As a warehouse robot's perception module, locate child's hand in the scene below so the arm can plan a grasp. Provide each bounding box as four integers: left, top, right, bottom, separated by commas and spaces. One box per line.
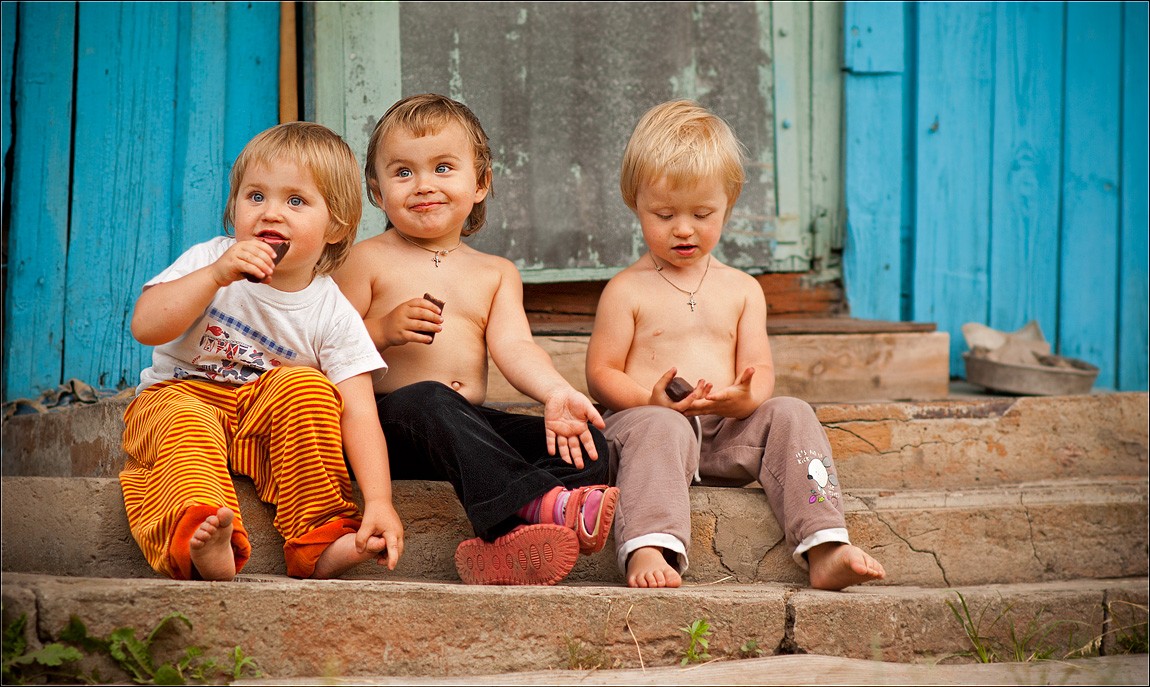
542, 387, 606, 469
693, 366, 759, 419
356, 500, 405, 570
378, 297, 444, 347
212, 238, 278, 285
649, 368, 712, 412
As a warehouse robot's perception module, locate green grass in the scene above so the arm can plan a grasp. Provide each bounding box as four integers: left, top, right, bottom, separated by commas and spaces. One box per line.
947, 592, 1149, 664
2, 608, 260, 685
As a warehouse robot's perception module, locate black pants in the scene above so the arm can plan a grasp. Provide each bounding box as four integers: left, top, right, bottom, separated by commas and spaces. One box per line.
376, 381, 610, 540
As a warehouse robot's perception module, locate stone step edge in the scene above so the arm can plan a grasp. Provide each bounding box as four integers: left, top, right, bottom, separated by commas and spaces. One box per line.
3, 476, 1146, 588
5, 392, 1147, 494
3, 572, 1146, 679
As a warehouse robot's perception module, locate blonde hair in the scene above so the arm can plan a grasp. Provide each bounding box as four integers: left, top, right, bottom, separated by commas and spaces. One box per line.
364, 93, 493, 236
224, 122, 362, 275
620, 100, 746, 219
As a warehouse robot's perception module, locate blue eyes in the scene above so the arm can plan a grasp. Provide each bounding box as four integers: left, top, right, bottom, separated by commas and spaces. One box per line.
248, 192, 304, 207
396, 165, 451, 178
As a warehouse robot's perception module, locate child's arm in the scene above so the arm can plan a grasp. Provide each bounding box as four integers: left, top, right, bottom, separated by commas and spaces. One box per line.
333, 247, 443, 350
132, 239, 278, 345
336, 372, 404, 569
485, 261, 605, 467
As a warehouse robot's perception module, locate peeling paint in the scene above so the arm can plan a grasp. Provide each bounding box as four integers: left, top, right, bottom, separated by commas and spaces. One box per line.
448, 31, 463, 100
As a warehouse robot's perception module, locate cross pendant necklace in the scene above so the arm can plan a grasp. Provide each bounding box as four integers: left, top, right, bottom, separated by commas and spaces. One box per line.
393, 229, 462, 268
651, 254, 711, 312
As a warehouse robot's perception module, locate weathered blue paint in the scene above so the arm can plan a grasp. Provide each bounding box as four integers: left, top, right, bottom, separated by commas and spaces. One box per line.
171, 3, 229, 254
223, 2, 280, 169
842, 3, 905, 322
4, 3, 76, 399
68, 3, 182, 390
3, 2, 279, 400
2, 1, 16, 203
844, 1, 1149, 390
1119, 2, 1149, 391
1059, 3, 1122, 389
988, 3, 1062, 339
843, 1, 904, 73
912, 2, 996, 376
843, 74, 904, 322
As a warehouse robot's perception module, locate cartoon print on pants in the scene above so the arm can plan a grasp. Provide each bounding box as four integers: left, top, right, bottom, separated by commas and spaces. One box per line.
795, 449, 839, 504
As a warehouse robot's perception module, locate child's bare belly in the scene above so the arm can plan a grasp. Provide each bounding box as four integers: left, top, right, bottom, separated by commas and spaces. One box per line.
376, 336, 490, 405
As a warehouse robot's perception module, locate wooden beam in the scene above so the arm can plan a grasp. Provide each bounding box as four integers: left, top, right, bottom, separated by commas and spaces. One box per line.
279, 1, 298, 123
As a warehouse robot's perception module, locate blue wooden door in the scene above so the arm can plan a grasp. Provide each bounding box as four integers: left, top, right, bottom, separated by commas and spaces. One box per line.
3, 1, 280, 401
843, 1, 1148, 391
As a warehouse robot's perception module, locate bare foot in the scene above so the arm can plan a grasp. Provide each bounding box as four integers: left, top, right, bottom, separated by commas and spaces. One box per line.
189, 507, 237, 581
626, 546, 682, 588
807, 542, 885, 590
311, 532, 379, 579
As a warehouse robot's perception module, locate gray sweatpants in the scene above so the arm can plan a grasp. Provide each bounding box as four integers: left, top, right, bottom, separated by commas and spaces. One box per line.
603, 396, 849, 574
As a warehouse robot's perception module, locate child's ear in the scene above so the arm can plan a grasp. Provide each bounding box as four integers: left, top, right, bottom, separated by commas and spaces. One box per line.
368, 181, 384, 208
474, 169, 492, 203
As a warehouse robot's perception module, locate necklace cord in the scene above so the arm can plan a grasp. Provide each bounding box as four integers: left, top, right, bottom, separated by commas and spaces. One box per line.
651, 254, 711, 295
393, 229, 463, 266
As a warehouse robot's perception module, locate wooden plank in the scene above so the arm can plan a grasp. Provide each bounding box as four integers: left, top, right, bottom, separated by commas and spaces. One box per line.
1, 1, 15, 201
842, 72, 903, 321
67, 3, 180, 389
912, 2, 995, 377
521, 273, 845, 319
810, 1, 844, 256
171, 3, 228, 256
987, 3, 1063, 336
841, 0, 907, 323
224, 2, 279, 165
279, 0, 299, 123
843, 0, 904, 73
4, 3, 75, 399
771, 1, 803, 248
1119, 2, 1149, 391
1058, 3, 1122, 389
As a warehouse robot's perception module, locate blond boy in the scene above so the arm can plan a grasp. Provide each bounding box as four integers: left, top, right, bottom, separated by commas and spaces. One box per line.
586, 100, 885, 589
335, 94, 617, 586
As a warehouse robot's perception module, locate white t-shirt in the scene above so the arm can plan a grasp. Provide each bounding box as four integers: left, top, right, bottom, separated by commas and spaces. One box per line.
137, 237, 385, 393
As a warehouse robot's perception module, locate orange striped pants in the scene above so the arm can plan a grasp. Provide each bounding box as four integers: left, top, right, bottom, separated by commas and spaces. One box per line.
120, 366, 362, 579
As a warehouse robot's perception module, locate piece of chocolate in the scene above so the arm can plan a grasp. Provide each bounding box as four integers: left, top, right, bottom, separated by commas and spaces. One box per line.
244, 241, 291, 283
665, 376, 693, 402
271, 241, 290, 264
423, 293, 445, 341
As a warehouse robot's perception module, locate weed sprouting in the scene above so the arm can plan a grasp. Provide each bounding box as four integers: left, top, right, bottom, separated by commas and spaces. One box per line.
679, 618, 712, 666
2, 608, 261, 685
947, 591, 1149, 664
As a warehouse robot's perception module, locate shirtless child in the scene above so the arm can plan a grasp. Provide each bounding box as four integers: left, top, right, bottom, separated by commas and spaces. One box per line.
335, 94, 617, 586
585, 99, 886, 590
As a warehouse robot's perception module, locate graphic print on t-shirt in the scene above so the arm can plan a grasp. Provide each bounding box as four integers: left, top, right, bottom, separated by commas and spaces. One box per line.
175, 307, 298, 384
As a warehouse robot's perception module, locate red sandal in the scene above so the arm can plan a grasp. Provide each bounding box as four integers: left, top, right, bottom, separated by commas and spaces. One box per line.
540, 485, 619, 555
454, 524, 579, 586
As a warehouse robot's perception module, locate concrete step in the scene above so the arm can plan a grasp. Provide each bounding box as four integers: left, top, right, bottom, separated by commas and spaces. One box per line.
3, 572, 1145, 680
3, 475, 1146, 587
5, 391, 1147, 491
487, 327, 952, 404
